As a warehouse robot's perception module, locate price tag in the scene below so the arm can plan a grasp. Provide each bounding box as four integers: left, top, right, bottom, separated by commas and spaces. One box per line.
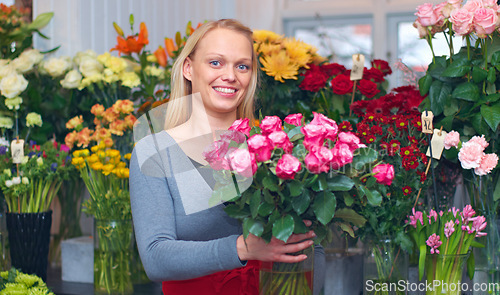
350, 54, 365, 81
426, 129, 447, 160
11, 140, 24, 164
421, 111, 434, 134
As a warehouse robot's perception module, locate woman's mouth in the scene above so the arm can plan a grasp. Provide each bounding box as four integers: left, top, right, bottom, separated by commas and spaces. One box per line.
213, 87, 237, 95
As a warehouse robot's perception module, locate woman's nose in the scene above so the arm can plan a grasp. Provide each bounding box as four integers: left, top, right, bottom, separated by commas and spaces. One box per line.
221, 66, 236, 82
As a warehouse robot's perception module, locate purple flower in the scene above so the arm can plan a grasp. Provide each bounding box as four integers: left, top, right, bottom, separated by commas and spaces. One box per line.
444, 221, 455, 238
0, 146, 7, 155
426, 233, 442, 254
428, 209, 438, 224
461, 205, 476, 224
467, 216, 487, 237
28, 151, 36, 158
50, 163, 58, 172
408, 208, 424, 228
29, 140, 37, 148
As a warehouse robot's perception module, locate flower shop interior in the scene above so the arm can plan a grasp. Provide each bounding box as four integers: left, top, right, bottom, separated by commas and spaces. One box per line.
1, 0, 500, 294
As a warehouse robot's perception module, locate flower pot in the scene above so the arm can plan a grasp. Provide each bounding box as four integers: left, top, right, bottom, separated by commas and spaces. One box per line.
259, 245, 314, 295
6, 210, 52, 281
363, 239, 408, 295
425, 252, 470, 295
94, 219, 134, 295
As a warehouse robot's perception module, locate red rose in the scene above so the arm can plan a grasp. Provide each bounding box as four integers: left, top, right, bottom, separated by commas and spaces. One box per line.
305, 145, 333, 173
228, 118, 250, 137
247, 134, 273, 162
331, 74, 353, 95
358, 79, 380, 98
301, 123, 327, 150
372, 163, 395, 186
371, 59, 392, 76
320, 63, 346, 77
330, 143, 354, 169
284, 113, 303, 126
363, 68, 385, 83
310, 112, 338, 141
299, 65, 329, 92
260, 116, 282, 136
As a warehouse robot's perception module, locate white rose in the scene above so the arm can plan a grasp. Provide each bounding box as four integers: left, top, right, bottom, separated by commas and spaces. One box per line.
60, 70, 83, 89
12, 176, 21, 185
79, 56, 103, 78
74, 50, 97, 65
11, 55, 35, 73
43, 57, 72, 77
0, 64, 17, 80
0, 73, 28, 98
20, 49, 44, 65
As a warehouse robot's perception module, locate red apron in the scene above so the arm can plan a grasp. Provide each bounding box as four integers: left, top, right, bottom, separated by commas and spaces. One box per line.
162, 260, 260, 295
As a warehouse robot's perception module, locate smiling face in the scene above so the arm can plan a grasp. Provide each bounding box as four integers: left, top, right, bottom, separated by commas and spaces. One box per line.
182, 28, 253, 120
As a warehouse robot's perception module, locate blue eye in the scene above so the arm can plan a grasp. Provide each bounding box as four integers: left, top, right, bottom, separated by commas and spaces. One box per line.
237, 64, 250, 71
209, 60, 221, 66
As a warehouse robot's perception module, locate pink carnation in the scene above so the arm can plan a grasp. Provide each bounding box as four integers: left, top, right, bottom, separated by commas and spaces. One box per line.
458, 141, 485, 169
475, 153, 498, 176
268, 131, 293, 154
260, 116, 282, 136
284, 113, 303, 126
228, 118, 250, 137
468, 135, 489, 150
247, 134, 273, 162
372, 164, 395, 186
444, 130, 460, 149
276, 154, 302, 180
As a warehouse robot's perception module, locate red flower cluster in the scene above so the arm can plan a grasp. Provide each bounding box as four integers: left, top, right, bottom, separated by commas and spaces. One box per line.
299, 59, 392, 99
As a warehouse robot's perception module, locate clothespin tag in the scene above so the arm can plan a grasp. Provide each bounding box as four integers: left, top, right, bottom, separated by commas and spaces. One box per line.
426, 128, 447, 160
11, 139, 24, 164
421, 111, 434, 134
350, 54, 364, 81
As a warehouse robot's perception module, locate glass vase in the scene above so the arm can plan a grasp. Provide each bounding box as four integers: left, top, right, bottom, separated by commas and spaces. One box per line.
425, 252, 470, 295
259, 245, 314, 295
474, 218, 500, 295
363, 239, 408, 295
94, 219, 134, 295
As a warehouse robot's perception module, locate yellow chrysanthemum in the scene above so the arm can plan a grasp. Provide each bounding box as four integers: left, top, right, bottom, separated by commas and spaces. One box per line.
253, 30, 282, 44
311, 54, 327, 65
283, 39, 313, 68
259, 51, 300, 83
91, 162, 103, 171
257, 43, 282, 57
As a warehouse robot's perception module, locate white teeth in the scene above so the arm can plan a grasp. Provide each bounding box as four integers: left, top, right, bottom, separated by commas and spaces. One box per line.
214, 87, 236, 94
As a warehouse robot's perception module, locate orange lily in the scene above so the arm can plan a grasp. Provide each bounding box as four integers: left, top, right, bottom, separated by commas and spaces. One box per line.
154, 46, 167, 67
164, 38, 177, 58
111, 22, 149, 55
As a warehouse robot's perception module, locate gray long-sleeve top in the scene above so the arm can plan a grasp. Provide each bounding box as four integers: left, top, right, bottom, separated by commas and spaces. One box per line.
129, 131, 325, 292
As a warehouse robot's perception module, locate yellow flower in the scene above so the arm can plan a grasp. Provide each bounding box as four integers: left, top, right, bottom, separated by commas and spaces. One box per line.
105, 56, 128, 73
124, 153, 132, 160
259, 51, 299, 83
73, 149, 89, 158
85, 153, 100, 164
120, 72, 141, 88
257, 43, 282, 57
117, 161, 127, 168
283, 38, 313, 68
146, 54, 157, 63
91, 161, 103, 171
113, 167, 129, 178
102, 164, 115, 176
109, 156, 122, 165
97, 52, 112, 65
71, 157, 85, 168
253, 30, 282, 44
66, 115, 84, 130
105, 149, 121, 158
91, 145, 100, 153
97, 150, 106, 159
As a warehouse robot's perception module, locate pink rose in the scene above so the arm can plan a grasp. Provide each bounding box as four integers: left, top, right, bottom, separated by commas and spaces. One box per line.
301, 123, 327, 150
444, 130, 460, 149
337, 132, 363, 152
433, 2, 447, 27
247, 134, 273, 162
415, 3, 439, 26
463, 0, 484, 13
260, 116, 282, 135
372, 164, 395, 186
310, 112, 338, 141
220, 130, 246, 144
450, 8, 474, 35
458, 141, 485, 169
276, 154, 302, 180
203, 140, 230, 170
284, 113, 303, 126
468, 135, 489, 150
413, 19, 429, 38
447, 0, 463, 9
227, 148, 257, 177
474, 153, 498, 175
330, 143, 354, 169
482, 0, 498, 9
228, 118, 250, 137
473, 8, 498, 38
304, 145, 333, 174
268, 131, 293, 153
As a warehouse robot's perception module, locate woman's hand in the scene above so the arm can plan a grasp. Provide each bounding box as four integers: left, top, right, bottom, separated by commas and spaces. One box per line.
236, 220, 316, 263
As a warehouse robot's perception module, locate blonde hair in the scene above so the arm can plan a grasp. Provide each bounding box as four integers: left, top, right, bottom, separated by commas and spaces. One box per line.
165, 19, 257, 129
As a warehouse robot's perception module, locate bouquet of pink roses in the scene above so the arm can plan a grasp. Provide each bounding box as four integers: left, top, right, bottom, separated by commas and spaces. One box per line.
204, 112, 395, 245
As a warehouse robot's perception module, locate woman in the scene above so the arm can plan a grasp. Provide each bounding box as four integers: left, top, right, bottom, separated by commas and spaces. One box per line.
130, 19, 325, 294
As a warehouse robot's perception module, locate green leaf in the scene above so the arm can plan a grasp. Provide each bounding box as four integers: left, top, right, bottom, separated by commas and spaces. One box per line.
471, 112, 489, 135
366, 190, 382, 207
224, 204, 250, 219
287, 180, 303, 197
443, 98, 458, 116
339, 223, 355, 238
258, 202, 274, 217
437, 115, 454, 131
335, 208, 366, 227
243, 218, 264, 238
419, 244, 427, 280
480, 103, 500, 132
292, 213, 308, 234
418, 74, 433, 95
262, 176, 279, 192
312, 174, 328, 192
352, 147, 378, 170
494, 178, 500, 202
250, 190, 262, 219
395, 231, 413, 253
486, 93, 500, 103
491, 50, 500, 65
292, 190, 311, 215
451, 81, 480, 101
429, 80, 451, 116
487, 68, 496, 84
287, 126, 304, 141
27, 12, 54, 31
472, 66, 488, 83
343, 193, 354, 206
442, 62, 470, 77
312, 191, 337, 225
467, 251, 475, 280
272, 214, 294, 242
326, 175, 355, 191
